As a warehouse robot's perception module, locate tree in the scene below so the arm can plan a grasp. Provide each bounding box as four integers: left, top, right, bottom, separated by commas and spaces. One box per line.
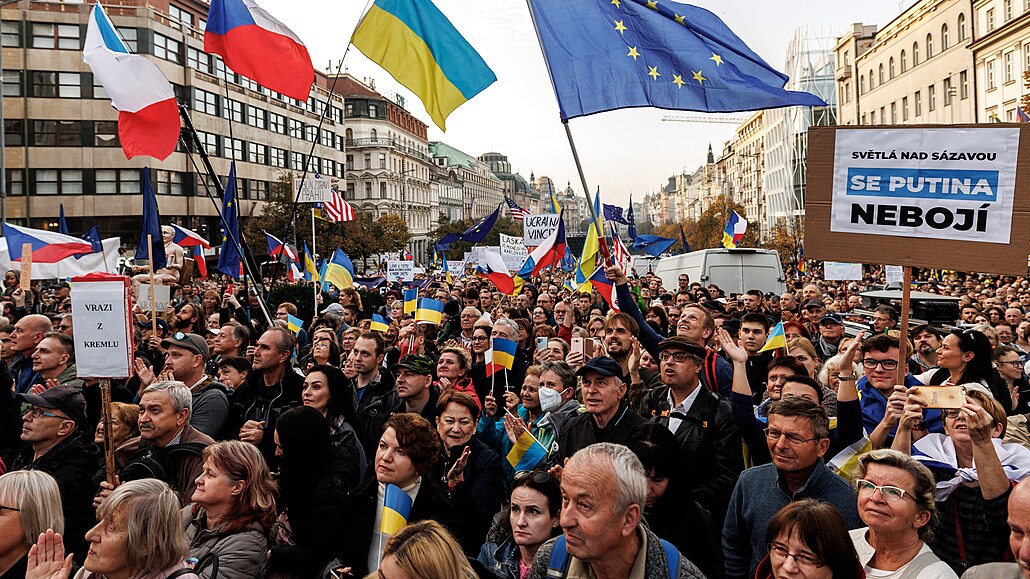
764, 215, 804, 272
684, 195, 760, 250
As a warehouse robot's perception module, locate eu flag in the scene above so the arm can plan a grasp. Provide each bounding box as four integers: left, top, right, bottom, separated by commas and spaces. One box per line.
216, 161, 242, 280
632, 234, 677, 257
527, 0, 826, 120
438, 205, 500, 250
135, 167, 166, 270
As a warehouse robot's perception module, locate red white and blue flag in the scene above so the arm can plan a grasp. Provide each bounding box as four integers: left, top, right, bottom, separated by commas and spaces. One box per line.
476, 251, 515, 295
504, 197, 529, 221
316, 189, 354, 222
83, 3, 179, 160
193, 246, 208, 277
170, 224, 211, 249
204, 0, 314, 101
612, 228, 631, 269
264, 231, 298, 262
2, 223, 95, 263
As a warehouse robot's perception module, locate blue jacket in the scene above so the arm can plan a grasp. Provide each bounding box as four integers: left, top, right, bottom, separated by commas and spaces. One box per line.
478, 536, 521, 579
478, 405, 556, 485
858, 374, 943, 437
722, 459, 862, 579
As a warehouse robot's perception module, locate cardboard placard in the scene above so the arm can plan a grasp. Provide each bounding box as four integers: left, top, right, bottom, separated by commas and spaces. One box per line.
824, 262, 863, 281
805, 125, 1030, 275
885, 265, 904, 285
500, 234, 529, 272
19, 244, 31, 291
293, 176, 332, 203
524, 214, 561, 247
71, 275, 132, 378
136, 283, 170, 312
387, 260, 414, 282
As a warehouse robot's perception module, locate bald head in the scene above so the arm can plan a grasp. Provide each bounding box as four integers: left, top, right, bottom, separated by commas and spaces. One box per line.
11, 314, 52, 354
1008, 479, 1030, 574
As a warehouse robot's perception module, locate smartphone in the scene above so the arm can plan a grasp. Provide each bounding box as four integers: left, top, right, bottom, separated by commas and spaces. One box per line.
571, 336, 585, 356
226, 283, 234, 295
910, 385, 966, 409
536, 336, 548, 351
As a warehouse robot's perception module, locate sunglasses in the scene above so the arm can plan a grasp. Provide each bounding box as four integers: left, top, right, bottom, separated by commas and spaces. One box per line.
173, 331, 205, 354
514, 470, 553, 484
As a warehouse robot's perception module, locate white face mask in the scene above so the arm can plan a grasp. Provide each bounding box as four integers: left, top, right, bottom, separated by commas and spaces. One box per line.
539, 386, 564, 413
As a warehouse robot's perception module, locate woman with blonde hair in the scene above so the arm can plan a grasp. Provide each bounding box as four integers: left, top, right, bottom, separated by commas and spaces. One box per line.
372, 520, 474, 579
0, 470, 63, 578
184, 440, 278, 578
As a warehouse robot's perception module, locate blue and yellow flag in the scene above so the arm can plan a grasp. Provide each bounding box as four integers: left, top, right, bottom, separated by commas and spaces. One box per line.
575, 188, 606, 293
441, 258, 453, 285
506, 430, 549, 471
370, 313, 390, 333
550, 191, 562, 214
380, 483, 412, 535
323, 248, 354, 290
404, 287, 418, 314
527, 0, 826, 121
286, 314, 303, 334
351, 0, 496, 131
486, 337, 518, 376
415, 297, 444, 325
302, 242, 318, 282
758, 321, 787, 353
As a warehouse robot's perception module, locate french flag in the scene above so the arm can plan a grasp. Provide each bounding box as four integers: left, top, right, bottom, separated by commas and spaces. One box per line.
170, 224, 211, 249
2, 223, 95, 263
204, 0, 314, 101
265, 232, 298, 262
83, 3, 179, 160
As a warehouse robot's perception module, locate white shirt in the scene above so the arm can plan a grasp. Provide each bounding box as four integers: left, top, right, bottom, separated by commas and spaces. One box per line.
850, 528, 958, 579
667, 384, 702, 434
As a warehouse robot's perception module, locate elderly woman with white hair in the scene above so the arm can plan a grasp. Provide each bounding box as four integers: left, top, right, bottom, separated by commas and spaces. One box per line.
26, 479, 201, 579
0, 470, 64, 579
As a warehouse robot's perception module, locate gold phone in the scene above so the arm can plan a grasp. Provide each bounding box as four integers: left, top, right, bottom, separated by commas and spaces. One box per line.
910, 385, 966, 409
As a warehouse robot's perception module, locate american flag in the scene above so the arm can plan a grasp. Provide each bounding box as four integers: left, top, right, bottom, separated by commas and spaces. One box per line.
612, 228, 631, 269
504, 197, 529, 221
317, 189, 355, 222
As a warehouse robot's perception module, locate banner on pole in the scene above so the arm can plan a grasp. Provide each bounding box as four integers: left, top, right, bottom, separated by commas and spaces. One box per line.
294, 176, 332, 204
136, 283, 170, 312
524, 214, 561, 247
823, 262, 863, 281
71, 274, 133, 378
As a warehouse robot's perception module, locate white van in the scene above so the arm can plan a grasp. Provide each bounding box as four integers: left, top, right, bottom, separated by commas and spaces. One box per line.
654, 248, 786, 295
628, 255, 659, 275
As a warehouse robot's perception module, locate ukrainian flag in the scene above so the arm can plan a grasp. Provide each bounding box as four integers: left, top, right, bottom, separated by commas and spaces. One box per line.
414, 297, 444, 325
302, 242, 318, 283
441, 258, 453, 285
758, 321, 787, 353
404, 287, 418, 314
380, 483, 412, 535
506, 430, 548, 471
286, 314, 303, 334
350, 0, 496, 132
370, 313, 390, 333
574, 189, 605, 293
550, 191, 562, 214
323, 248, 355, 290
486, 337, 517, 376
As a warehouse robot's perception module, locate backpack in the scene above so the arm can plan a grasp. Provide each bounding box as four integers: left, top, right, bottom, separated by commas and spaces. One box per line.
119, 442, 208, 496
546, 534, 680, 578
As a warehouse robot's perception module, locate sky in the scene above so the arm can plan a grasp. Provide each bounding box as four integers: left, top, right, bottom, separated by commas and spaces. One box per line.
261, 0, 910, 206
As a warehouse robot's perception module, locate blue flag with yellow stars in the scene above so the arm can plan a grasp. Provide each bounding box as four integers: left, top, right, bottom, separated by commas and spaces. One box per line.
216, 161, 242, 280
438, 204, 500, 250
527, 0, 826, 120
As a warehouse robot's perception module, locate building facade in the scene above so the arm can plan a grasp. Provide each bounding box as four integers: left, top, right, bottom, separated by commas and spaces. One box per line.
972, 0, 1030, 121
732, 111, 766, 240
430, 141, 503, 222
479, 151, 537, 218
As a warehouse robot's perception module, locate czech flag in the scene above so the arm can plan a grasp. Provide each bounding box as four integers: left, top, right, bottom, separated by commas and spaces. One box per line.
204, 0, 314, 101
370, 314, 390, 333
192, 246, 208, 277
513, 211, 566, 293
588, 268, 619, 312
83, 3, 178, 160
722, 211, 748, 249
758, 321, 787, 353
414, 298, 444, 325
323, 248, 355, 290
2, 223, 94, 263
506, 430, 548, 470
403, 287, 418, 314
264, 232, 298, 262
170, 224, 211, 249
476, 251, 515, 295
381, 483, 412, 535
486, 337, 517, 376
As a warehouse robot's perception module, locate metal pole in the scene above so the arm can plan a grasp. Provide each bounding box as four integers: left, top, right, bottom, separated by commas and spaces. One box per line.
0, 0, 17, 224
561, 121, 611, 265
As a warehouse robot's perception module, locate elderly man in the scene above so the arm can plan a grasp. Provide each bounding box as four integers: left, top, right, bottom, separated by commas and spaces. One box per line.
557, 357, 647, 461
8, 314, 52, 393
207, 321, 248, 375
961, 478, 1030, 578
31, 331, 83, 390
529, 443, 705, 579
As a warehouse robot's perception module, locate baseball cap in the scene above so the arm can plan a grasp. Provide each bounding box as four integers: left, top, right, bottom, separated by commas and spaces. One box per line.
657, 336, 707, 360
322, 303, 345, 316
18, 386, 87, 426
161, 332, 210, 358
802, 299, 825, 310
819, 313, 844, 326
575, 356, 623, 378
391, 354, 435, 376
135, 318, 171, 333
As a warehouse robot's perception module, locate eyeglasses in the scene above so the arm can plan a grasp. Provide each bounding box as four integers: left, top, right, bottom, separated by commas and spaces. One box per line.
172, 331, 204, 354
514, 470, 554, 484
659, 351, 700, 363
854, 479, 913, 502
999, 360, 1023, 368
25, 407, 70, 420
471, 336, 488, 342
942, 408, 964, 418
767, 542, 823, 568
861, 358, 899, 370
764, 428, 821, 445
0, 505, 20, 513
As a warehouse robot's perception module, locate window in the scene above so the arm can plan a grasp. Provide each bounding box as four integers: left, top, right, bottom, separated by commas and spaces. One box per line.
902, 97, 909, 121
269, 147, 286, 168
960, 70, 969, 99
226, 137, 245, 161
225, 99, 243, 123
288, 118, 303, 138
380, 182, 387, 198
213, 57, 233, 82
941, 24, 949, 51
1, 21, 20, 47
843, 50, 850, 67
187, 47, 211, 74
878, 63, 884, 84
860, 75, 866, 94
988, 59, 997, 89
378, 153, 387, 169
6, 169, 24, 196
94, 121, 119, 147
364, 181, 372, 197
304, 125, 317, 142
369, 104, 378, 117
844, 81, 850, 103
155, 171, 183, 196
248, 143, 267, 165
152, 33, 181, 63
1005, 0, 1013, 20
3, 70, 22, 97
247, 180, 268, 200
889, 102, 897, 124
168, 5, 194, 30
987, 8, 996, 31
879, 106, 885, 124
33, 121, 82, 146
193, 89, 219, 115
197, 131, 219, 156
4, 120, 23, 146
268, 112, 286, 134
889, 57, 895, 79
912, 42, 919, 66
900, 50, 907, 72
346, 182, 355, 199
34, 169, 83, 195
31, 72, 80, 98
321, 128, 333, 147
958, 13, 967, 41
116, 27, 137, 52
1005, 52, 1015, 83
928, 84, 936, 111
926, 34, 933, 59
944, 77, 953, 105
346, 154, 354, 171
915, 90, 922, 116
1026, 44, 1030, 72
291, 152, 305, 171
96, 169, 140, 195
31, 23, 80, 50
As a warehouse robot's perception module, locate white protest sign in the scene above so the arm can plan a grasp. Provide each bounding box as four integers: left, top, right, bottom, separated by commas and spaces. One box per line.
524, 214, 561, 247
885, 265, 904, 285
387, 260, 414, 282
467, 246, 486, 265
823, 262, 863, 281
831, 128, 1019, 244
500, 234, 528, 272
293, 176, 332, 203
71, 276, 132, 378
447, 260, 465, 276
136, 283, 170, 312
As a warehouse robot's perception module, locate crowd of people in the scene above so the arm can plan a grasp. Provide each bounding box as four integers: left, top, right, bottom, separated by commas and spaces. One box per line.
3, 261, 1030, 578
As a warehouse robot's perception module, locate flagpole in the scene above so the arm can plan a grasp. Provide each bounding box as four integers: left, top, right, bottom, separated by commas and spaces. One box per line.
147, 234, 157, 336
560, 122, 612, 267
311, 208, 318, 313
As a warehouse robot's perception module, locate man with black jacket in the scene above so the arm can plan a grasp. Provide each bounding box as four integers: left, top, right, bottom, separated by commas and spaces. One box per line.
13, 386, 100, 563
556, 356, 646, 462
352, 332, 397, 457
638, 336, 743, 528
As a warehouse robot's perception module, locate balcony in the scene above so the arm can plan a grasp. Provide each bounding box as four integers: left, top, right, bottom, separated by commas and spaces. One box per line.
835, 65, 852, 81
345, 138, 430, 163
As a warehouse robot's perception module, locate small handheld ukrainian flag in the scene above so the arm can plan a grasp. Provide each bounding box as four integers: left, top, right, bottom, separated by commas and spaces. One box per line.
380, 483, 412, 535
403, 287, 418, 315
507, 430, 548, 471
486, 337, 517, 376
302, 242, 318, 283
370, 314, 390, 333
286, 314, 303, 334
414, 298, 444, 325
758, 321, 787, 353
323, 248, 355, 290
